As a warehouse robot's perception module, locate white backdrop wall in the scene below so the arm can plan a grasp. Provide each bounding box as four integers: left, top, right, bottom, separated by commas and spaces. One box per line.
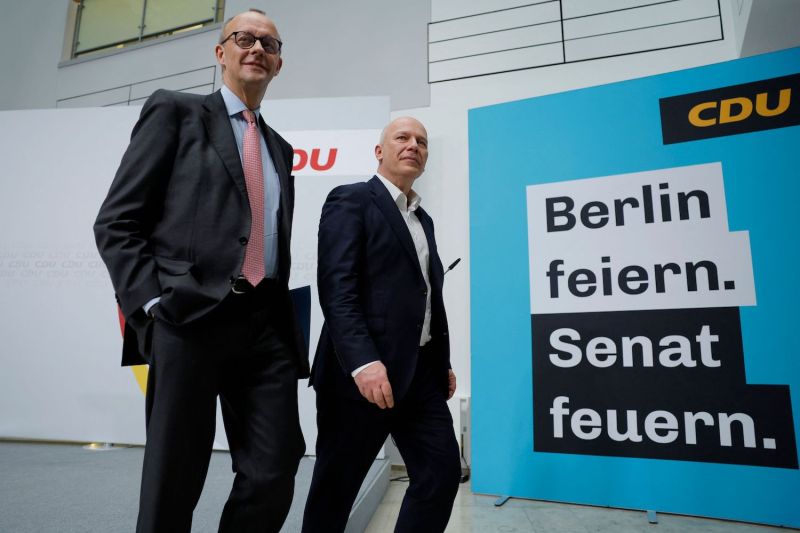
0, 97, 388, 450
4, 0, 800, 453
0, 107, 144, 443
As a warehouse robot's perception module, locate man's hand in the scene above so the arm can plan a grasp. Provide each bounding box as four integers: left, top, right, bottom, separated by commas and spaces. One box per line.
447, 369, 457, 400
354, 362, 395, 409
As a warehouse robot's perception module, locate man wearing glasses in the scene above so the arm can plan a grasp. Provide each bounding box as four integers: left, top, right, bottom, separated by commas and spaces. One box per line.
94, 9, 308, 533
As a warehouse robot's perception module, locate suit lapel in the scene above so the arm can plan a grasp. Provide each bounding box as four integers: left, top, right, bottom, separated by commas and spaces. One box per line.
417, 206, 443, 289
369, 176, 424, 281
417, 206, 436, 256
202, 91, 246, 194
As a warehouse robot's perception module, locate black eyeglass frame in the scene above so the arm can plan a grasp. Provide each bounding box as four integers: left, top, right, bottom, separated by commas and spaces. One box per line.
221, 31, 283, 54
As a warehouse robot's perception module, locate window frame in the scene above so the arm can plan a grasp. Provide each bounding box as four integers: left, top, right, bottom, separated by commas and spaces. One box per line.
71, 0, 225, 58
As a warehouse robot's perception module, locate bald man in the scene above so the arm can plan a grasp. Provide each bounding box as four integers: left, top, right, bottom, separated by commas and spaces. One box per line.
303, 118, 461, 532
94, 9, 308, 532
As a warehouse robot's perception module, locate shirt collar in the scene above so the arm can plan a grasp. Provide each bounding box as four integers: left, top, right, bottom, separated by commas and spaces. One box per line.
376, 173, 422, 212
221, 84, 261, 121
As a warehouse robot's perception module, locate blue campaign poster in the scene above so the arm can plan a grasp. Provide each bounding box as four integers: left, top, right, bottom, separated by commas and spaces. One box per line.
469, 47, 800, 527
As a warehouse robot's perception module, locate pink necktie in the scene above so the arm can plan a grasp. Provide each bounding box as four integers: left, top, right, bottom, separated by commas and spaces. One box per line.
241, 109, 266, 286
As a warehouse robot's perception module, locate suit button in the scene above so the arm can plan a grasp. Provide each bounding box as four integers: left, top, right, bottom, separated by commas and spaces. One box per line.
239, 237, 248, 245
422, 289, 428, 295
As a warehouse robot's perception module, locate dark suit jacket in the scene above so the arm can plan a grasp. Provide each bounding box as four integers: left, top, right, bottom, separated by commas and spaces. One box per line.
94, 89, 309, 376
311, 176, 450, 401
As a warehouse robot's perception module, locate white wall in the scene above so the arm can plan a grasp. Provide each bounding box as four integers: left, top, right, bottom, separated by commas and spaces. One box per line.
740, 0, 800, 58
728, 0, 754, 54
56, 28, 221, 107
0, 0, 70, 110
223, 0, 431, 110
0, 0, 430, 111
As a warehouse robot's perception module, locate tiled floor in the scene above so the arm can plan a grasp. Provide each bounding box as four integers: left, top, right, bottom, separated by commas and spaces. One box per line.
365, 477, 793, 533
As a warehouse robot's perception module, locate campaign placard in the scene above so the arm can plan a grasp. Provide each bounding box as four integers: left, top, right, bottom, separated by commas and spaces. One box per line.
527, 163, 796, 469
469, 47, 800, 526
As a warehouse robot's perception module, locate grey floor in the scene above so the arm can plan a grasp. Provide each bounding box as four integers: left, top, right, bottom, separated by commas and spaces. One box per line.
0, 441, 311, 532
1, 442, 796, 533
366, 474, 797, 533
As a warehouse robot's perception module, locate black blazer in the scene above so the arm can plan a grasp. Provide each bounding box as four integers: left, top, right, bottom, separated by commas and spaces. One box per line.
311, 176, 450, 401
94, 89, 309, 376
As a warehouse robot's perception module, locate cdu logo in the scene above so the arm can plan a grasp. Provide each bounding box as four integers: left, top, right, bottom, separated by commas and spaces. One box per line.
659, 73, 799, 144
292, 147, 338, 172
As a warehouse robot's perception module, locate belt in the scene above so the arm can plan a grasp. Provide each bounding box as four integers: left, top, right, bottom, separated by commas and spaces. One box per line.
230, 275, 279, 295
211, 276, 281, 320
231, 275, 253, 294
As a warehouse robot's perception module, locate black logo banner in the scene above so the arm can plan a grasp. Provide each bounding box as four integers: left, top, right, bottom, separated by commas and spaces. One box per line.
532, 307, 798, 469
660, 73, 800, 144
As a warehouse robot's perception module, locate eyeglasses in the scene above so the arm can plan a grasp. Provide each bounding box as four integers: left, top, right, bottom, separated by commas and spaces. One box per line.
221, 31, 282, 54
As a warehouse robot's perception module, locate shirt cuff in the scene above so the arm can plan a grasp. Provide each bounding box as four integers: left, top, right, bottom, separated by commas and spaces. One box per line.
351, 360, 379, 378
143, 296, 161, 316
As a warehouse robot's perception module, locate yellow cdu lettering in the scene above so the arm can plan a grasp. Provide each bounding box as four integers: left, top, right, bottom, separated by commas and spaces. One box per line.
755, 88, 791, 117
719, 97, 753, 124
688, 101, 717, 127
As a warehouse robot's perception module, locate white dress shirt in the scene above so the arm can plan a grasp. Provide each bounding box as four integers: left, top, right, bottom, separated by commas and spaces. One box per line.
352, 174, 432, 377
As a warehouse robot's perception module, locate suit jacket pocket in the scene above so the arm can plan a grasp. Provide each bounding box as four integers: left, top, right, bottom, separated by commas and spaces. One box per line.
153, 255, 193, 275
152, 255, 199, 324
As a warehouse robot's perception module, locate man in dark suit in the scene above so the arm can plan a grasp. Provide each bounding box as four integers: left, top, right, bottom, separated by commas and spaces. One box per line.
93, 9, 308, 533
302, 117, 461, 532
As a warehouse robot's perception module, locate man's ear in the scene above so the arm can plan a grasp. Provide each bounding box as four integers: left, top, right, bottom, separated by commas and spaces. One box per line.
374, 144, 383, 162
215, 44, 225, 68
